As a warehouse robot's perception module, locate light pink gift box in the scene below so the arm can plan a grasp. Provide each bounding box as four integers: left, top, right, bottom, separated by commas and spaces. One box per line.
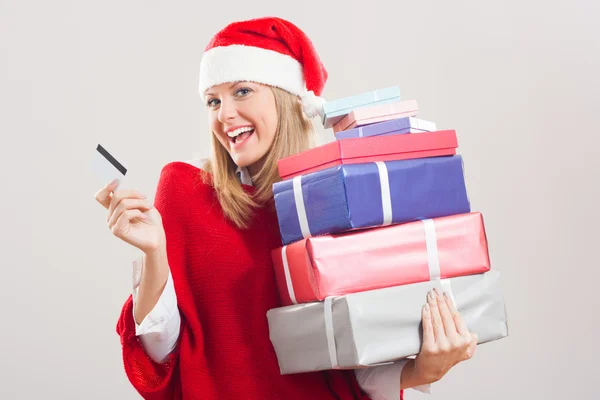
332, 99, 419, 133
272, 212, 491, 306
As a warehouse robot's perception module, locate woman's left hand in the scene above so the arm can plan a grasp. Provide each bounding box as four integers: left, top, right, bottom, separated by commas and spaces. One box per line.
412, 288, 478, 384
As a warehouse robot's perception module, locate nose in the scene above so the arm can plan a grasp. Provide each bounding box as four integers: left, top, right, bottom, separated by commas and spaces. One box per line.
218, 98, 238, 123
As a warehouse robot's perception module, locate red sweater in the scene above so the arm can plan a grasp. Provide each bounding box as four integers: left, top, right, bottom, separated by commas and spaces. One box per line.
116, 162, 378, 399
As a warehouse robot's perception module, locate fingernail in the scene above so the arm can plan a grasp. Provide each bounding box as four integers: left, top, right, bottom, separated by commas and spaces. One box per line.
433, 288, 440, 297
424, 303, 429, 312
109, 178, 119, 186
428, 290, 435, 300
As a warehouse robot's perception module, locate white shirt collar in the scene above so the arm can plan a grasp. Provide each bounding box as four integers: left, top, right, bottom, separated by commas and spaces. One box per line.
235, 165, 253, 186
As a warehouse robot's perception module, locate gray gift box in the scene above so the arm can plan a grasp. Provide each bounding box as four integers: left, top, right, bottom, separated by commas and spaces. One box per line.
267, 271, 508, 374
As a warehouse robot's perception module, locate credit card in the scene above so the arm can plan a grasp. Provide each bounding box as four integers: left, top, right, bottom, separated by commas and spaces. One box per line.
90, 144, 129, 190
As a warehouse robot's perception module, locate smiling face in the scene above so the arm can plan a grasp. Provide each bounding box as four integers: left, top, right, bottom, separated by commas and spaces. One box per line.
205, 81, 278, 172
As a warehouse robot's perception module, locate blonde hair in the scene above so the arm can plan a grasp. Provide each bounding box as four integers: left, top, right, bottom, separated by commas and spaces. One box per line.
202, 86, 316, 229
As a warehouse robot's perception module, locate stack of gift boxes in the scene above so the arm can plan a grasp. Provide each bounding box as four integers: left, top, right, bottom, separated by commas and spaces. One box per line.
266, 86, 508, 375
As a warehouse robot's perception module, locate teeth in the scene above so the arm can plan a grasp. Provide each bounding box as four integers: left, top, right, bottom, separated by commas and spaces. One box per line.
227, 126, 254, 138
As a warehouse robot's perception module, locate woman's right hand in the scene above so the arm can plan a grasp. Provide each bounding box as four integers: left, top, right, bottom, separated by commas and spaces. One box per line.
95, 179, 166, 254
413, 288, 477, 384
400, 288, 477, 390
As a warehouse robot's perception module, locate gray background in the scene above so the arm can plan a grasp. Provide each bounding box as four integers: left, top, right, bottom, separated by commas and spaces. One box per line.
1, 0, 598, 398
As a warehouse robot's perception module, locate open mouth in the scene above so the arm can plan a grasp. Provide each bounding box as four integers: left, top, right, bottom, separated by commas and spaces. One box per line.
227, 126, 255, 145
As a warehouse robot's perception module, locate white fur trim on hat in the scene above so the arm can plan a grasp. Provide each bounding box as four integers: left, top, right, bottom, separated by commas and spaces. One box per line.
199, 45, 305, 99
300, 90, 325, 119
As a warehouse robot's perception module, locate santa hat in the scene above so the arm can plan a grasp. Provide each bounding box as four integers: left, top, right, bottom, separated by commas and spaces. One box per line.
199, 17, 328, 119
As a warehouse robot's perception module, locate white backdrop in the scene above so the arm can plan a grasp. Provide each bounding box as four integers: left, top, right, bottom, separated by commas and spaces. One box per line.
1, 0, 598, 398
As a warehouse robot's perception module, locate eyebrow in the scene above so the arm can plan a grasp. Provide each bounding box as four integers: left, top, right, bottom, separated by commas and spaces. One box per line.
205, 81, 245, 97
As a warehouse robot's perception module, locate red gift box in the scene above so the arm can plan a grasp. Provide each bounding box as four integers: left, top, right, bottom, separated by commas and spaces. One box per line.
277, 129, 458, 180
272, 212, 491, 306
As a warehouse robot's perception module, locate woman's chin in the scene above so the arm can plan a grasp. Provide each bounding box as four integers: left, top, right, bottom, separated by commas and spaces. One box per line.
230, 153, 259, 169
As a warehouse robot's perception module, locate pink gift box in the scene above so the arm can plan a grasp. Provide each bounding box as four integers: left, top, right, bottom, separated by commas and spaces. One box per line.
333, 99, 419, 133
272, 212, 491, 306
277, 129, 457, 180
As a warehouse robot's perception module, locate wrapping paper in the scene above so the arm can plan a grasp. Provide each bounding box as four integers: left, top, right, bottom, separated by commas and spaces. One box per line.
333, 100, 419, 133
278, 129, 457, 180
273, 155, 470, 245
272, 212, 490, 306
267, 271, 508, 374
322, 86, 401, 129
335, 117, 437, 140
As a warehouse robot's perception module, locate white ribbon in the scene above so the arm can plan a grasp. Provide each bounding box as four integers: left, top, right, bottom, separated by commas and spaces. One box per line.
375, 162, 392, 226
324, 297, 339, 368
422, 218, 457, 306
358, 126, 365, 138
439, 279, 457, 307
293, 175, 311, 239
378, 104, 393, 116
280, 245, 298, 304
422, 219, 441, 280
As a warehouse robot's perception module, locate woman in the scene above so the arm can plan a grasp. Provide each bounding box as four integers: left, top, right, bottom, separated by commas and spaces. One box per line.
95, 17, 477, 400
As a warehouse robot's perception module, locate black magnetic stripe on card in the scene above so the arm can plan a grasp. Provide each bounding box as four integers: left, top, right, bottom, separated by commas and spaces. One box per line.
96, 144, 127, 175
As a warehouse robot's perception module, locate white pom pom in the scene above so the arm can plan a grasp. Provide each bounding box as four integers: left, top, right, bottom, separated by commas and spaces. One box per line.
300, 90, 325, 119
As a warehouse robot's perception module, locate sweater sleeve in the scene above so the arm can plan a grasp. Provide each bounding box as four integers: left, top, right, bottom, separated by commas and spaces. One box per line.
116, 296, 181, 399
115, 163, 189, 399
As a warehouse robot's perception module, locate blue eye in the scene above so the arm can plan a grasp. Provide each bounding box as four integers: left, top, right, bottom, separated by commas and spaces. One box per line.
235, 87, 252, 97
207, 98, 220, 108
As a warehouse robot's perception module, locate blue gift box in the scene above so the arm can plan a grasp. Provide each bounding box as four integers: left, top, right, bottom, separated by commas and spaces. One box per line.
335, 117, 437, 140
322, 86, 401, 129
273, 156, 470, 245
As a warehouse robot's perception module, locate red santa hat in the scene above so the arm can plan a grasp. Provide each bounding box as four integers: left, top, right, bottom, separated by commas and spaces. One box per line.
199, 17, 328, 119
